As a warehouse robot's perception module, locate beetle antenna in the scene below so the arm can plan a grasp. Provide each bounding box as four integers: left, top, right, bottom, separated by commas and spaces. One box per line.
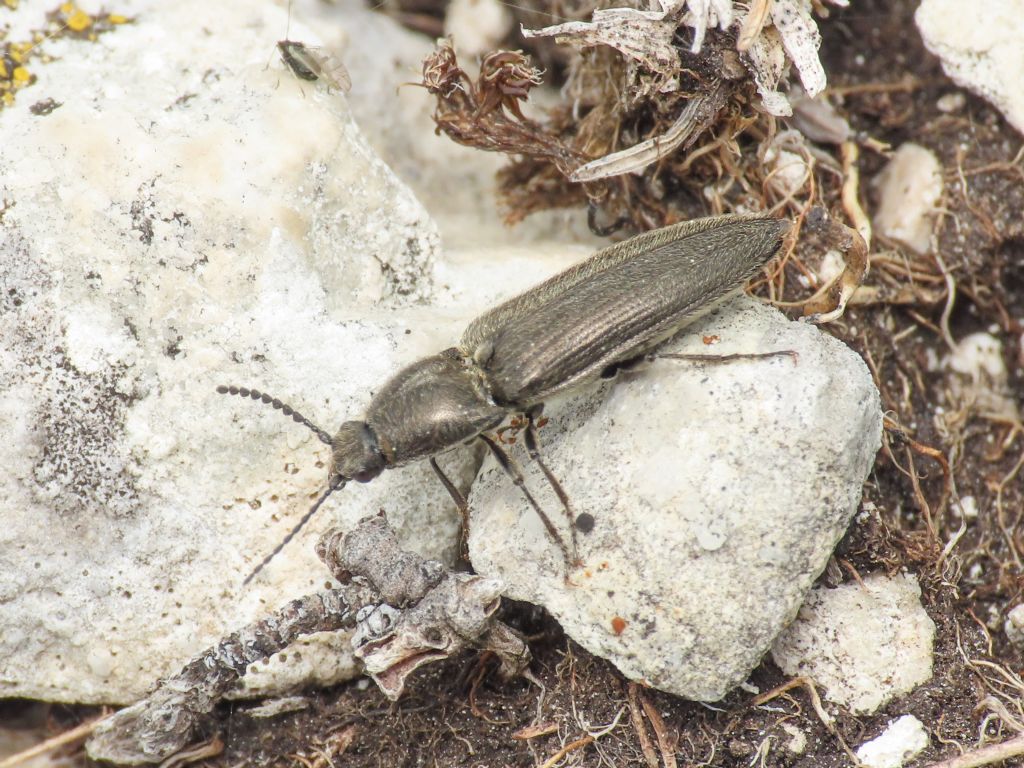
242, 476, 346, 586
217, 384, 333, 446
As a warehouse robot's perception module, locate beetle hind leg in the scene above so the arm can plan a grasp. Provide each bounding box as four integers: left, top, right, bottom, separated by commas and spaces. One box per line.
478, 434, 576, 573
523, 407, 581, 567
650, 350, 799, 366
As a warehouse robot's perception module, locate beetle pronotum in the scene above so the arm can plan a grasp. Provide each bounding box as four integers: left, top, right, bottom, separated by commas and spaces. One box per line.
220, 213, 790, 583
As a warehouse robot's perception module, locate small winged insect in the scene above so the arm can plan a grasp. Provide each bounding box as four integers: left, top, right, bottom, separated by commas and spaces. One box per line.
220, 214, 790, 584
275, 0, 351, 92
277, 40, 351, 92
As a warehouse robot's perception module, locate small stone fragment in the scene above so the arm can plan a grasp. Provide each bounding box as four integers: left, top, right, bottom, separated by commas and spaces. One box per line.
872, 142, 943, 254
781, 722, 807, 755
936, 91, 966, 113
945, 332, 1020, 423
764, 135, 810, 197
1005, 604, 1024, 648
855, 715, 930, 768
771, 573, 935, 714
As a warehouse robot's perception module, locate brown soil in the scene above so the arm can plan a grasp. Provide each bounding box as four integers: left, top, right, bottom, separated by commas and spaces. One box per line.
4, 1, 1024, 766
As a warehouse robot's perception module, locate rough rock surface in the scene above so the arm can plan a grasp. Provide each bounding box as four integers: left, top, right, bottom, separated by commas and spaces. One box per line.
771, 573, 936, 713
0, 0, 518, 704
469, 298, 882, 701
916, 0, 1024, 135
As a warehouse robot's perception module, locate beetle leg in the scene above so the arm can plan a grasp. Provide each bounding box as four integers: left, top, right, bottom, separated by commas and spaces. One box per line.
650, 350, 799, 366
478, 434, 575, 572
524, 406, 581, 567
587, 199, 629, 237
429, 457, 471, 561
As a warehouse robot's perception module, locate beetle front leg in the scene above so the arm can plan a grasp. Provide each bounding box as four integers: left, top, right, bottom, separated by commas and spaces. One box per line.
429, 457, 471, 561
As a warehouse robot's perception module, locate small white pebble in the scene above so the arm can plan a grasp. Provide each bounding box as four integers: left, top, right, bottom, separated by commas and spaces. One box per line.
781, 722, 807, 754
1005, 605, 1024, 648
855, 715, 929, 768
956, 495, 978, 519
946, 333, 1006, 380
936, 92, 966, 113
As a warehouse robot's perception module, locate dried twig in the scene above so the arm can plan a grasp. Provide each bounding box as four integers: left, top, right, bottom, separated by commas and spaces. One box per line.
87, 586, 375, 764
801, 209, 869, 323
921, 733, 1024, 768
628, 683, 660, 768
639, 693, 678, 768
539, 735, 595, 768
0, 717, 106, 768
87, 514, 529, 765
570, 81, 727, 182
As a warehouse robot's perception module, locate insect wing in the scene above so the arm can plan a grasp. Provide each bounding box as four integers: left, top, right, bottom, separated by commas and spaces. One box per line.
472, 215, 788, 406
278, 41, 352, 92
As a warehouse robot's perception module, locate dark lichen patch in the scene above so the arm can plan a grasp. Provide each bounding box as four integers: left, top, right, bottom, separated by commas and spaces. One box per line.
1, 226, 140, 520
0, 1, 131, 110
31, 351, 140, 520
0, 225, 52, 313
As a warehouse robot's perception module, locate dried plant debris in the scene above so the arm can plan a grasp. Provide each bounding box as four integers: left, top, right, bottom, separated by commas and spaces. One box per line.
422, 0, 851, 231
422, 42, 583, 177
86, 514, 529, 765
0, 1, 130, 109
523, 0, 846, 116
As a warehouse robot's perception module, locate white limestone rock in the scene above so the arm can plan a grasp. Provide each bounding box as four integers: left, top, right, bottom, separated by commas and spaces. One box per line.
771, 573, 936, 714
469, 297, 882, 701
916, 0, 1024, 135
0, 0, 477, 705
855, 715, 930, 768
872, 143, 943, 255
288, 0, 598, 252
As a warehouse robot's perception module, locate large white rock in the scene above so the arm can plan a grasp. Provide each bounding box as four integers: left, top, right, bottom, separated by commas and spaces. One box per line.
0, 0, 590, 704
469, 298, 882, 701
771, 573, 936, 713
916, 0, 1024, 136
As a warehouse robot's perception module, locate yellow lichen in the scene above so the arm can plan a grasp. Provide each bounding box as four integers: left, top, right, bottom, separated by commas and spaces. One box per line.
0, 60, 7, 79
12, 65, 30, 84
108, 13, 129, 24
66, 7, 93, 32
9, 42, 31, 62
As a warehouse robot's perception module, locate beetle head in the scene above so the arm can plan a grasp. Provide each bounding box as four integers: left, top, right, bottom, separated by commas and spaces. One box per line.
331, 420, 386, 483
